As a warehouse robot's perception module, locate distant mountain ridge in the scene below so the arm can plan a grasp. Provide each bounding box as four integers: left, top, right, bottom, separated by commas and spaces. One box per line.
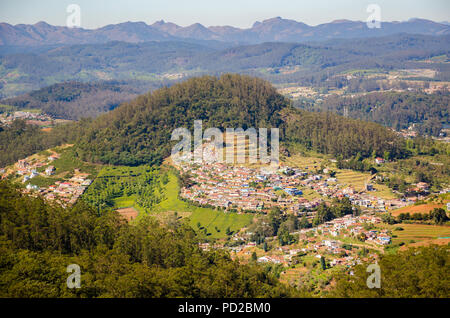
1, 17, 449, 46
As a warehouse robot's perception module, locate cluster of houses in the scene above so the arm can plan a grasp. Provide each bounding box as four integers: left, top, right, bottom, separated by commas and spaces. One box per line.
13, 155, 59, 182
179, 162, 317, 212
177, 158, 409, 214
40, 174, 92, 206
300, 214, 391, 246
199, 213, 385, 269
1, 153, 92, 207
0, 111, 52, 126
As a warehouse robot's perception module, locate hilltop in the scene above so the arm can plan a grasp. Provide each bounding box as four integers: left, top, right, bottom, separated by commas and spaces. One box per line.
73, 74, 406, 166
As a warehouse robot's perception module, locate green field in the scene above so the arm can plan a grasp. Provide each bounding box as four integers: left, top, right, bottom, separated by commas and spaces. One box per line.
25, 175, 63, 188
387, 223, 450, 245
152, 169, 254, 239
87, 165, 254, 239
284, 154, 396, 199
51, 146, 100, 178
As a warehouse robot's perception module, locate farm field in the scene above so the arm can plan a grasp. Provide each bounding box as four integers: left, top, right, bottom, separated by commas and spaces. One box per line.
117, 207, 139, 222
51, 145, 100, 178
283, 154, 325, 170
387, 223, 450, 246
391, 203, 446, 216
113, 195, 146, 214
7, 144, 100, 187
335, 169, 370, 191
83, 164, 255, 238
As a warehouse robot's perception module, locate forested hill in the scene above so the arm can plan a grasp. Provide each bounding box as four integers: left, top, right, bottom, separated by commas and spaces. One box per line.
281, 108, 406, 160
307, 91, 450, 137
74, 74, 407, 166
75, 74, 286, 165
1, 81, 163, 120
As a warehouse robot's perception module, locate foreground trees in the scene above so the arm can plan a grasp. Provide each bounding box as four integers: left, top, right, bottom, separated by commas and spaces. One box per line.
332, 244, 449, 298
0, 181, 295, 297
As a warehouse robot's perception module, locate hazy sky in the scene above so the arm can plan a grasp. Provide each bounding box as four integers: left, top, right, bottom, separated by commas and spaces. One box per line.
1, 0, 449, 29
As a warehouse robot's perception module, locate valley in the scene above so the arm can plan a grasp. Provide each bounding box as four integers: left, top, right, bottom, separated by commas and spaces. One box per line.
0, 12, 449, 299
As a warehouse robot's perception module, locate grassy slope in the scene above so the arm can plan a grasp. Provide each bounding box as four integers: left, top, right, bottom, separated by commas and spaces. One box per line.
387, 223, 450, 245
152, 171, 254, 239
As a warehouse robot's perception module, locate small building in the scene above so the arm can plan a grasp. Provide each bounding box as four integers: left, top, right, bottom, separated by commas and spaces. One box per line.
416, 182, 430, 191
45, 166, 55, 176
26, 184, 39, 191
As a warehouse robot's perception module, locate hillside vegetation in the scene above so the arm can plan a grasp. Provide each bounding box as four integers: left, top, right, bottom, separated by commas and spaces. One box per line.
1, 81, 161, 120
0, 181, 294, 297
1, 34, 449, 97
310, 91, 450, 137
74, 74, 410, 166
75, 74, 286, 165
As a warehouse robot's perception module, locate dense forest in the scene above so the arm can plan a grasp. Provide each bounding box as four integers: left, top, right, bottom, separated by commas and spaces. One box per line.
72, 74, 413, 166
0, 181, 295, 297
281, 107, 407, 159
1, 81, 164, 120
0, 120, 76, 167
304, 91, 450, 136
332, 244, 449, 297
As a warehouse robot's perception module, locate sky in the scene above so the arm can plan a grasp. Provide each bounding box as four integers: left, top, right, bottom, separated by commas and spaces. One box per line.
0, 0, 449, 29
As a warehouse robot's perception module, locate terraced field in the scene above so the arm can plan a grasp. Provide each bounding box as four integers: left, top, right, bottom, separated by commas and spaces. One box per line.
388, 223, 450, 246
334, 170, 370, 191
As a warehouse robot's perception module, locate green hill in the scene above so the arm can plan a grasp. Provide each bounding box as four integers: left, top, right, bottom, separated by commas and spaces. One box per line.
74, 74, 407, 166
75, 74, 286, 165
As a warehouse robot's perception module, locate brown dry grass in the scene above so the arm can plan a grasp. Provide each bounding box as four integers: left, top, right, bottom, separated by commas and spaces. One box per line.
117, 207, 139, 222
391, 203, 444, 216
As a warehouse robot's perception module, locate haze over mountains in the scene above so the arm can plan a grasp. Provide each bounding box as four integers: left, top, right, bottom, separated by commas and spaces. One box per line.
1, 17, 449, 46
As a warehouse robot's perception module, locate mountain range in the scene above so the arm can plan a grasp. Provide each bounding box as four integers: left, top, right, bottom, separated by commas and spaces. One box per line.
1, 17, 449, 46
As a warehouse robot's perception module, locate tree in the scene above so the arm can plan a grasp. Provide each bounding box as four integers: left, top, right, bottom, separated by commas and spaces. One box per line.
298, 214, 310, 229
381, 212, 396, 225
320, 256, 326, 270
431, 208, 448, 225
